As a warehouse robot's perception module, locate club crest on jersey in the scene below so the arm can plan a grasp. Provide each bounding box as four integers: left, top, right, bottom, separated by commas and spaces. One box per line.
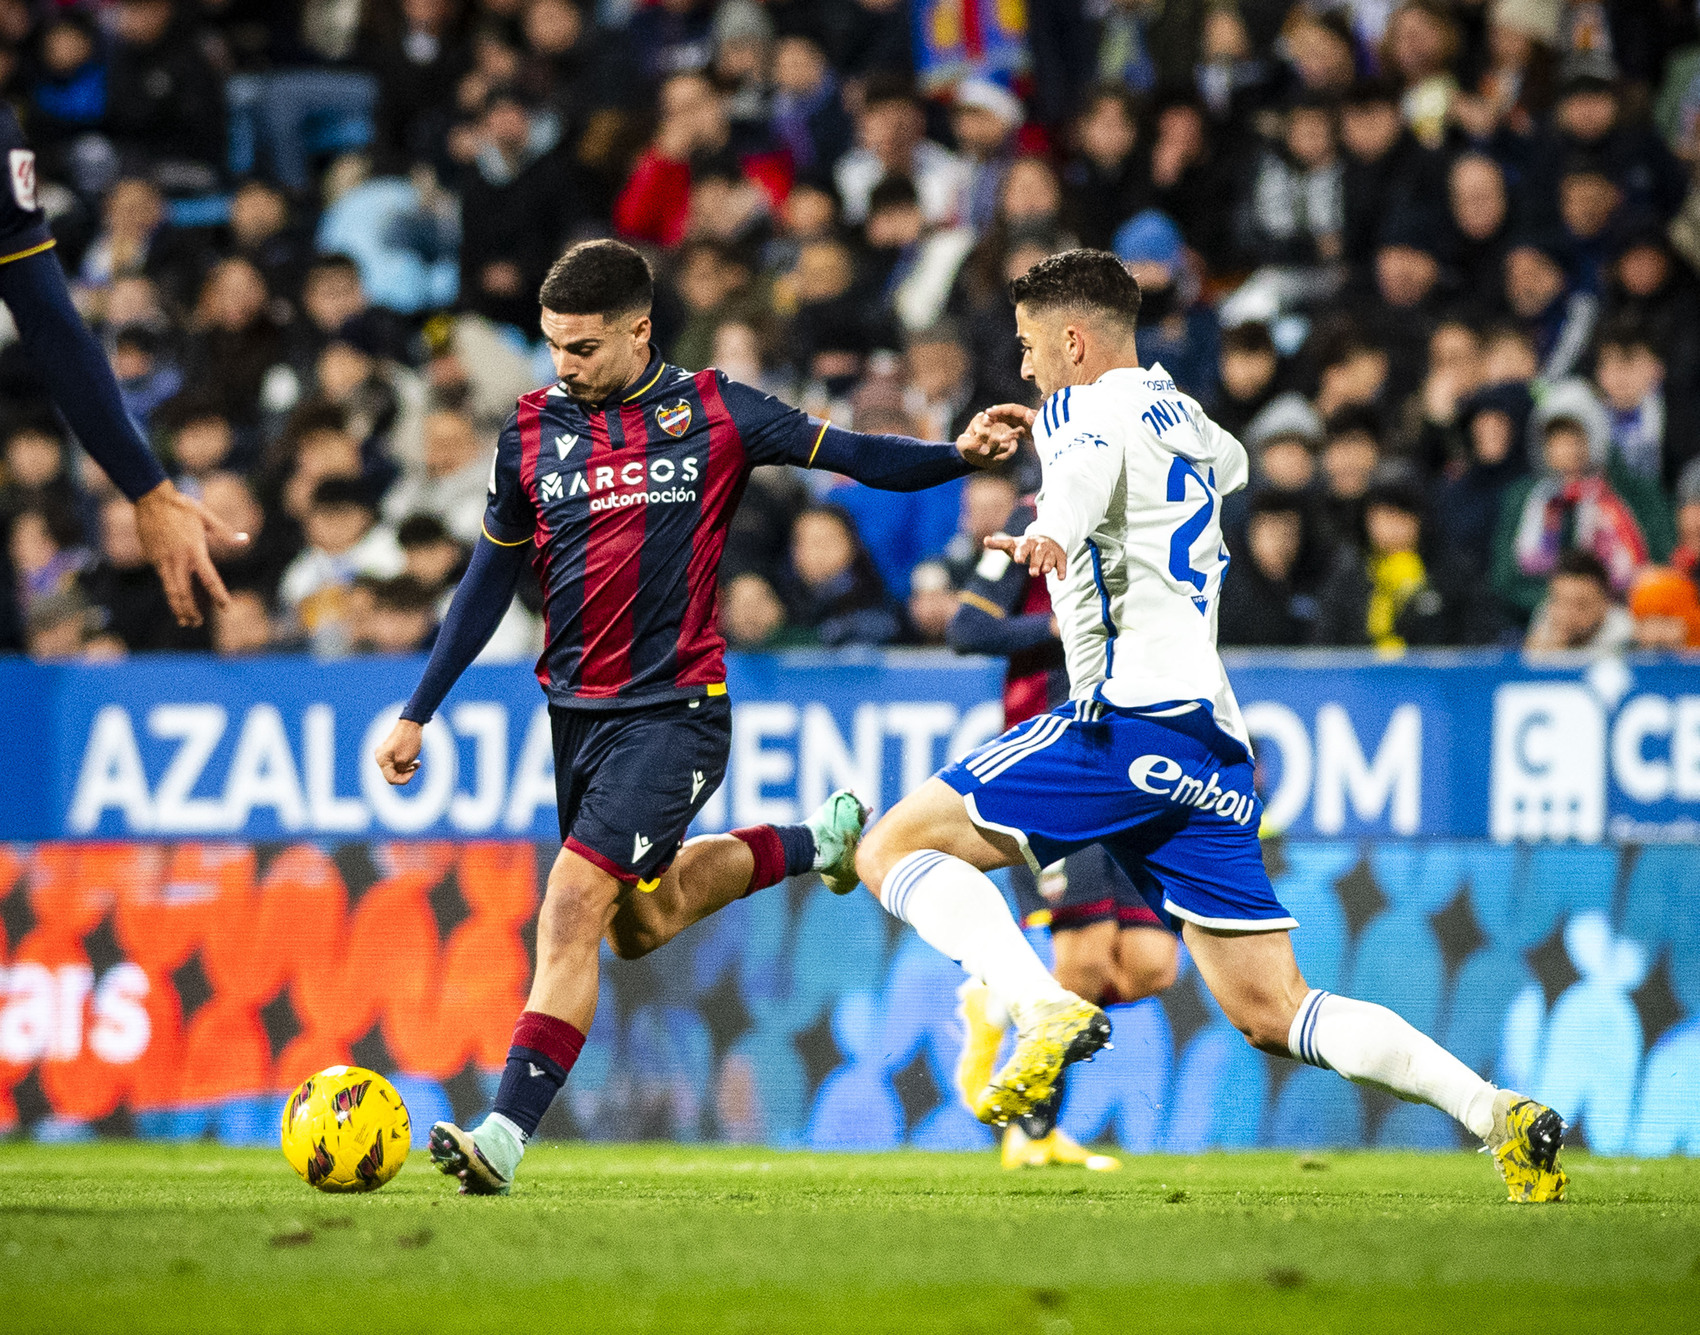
656, 400, 692, 437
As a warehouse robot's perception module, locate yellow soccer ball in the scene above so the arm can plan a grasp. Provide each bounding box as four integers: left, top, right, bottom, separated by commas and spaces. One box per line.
280, 1066, 411, 1193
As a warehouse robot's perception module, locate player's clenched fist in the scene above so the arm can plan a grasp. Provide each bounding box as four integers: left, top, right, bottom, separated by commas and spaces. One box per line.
983, 531, 1067, 577
375, 719, 423, 786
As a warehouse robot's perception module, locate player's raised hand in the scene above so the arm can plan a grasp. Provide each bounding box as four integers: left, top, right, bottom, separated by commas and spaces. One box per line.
954, 407, 1026, 468
984, 531, 1067, 578
375, 719, 424, 786
981, 403, 1036, 435
134, 480, 249, 627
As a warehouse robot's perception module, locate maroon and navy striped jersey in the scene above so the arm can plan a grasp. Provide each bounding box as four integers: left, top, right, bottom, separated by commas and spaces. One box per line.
482, 353, 839, 710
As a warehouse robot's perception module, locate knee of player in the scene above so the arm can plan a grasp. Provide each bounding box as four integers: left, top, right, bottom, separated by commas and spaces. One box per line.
1120, 932, 1180, 997
606, 922, 659, 961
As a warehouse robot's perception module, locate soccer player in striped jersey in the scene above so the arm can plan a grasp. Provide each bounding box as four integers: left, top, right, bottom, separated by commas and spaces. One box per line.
856, 249, 1567, 1200
0, 107, 242, 627
373, 240, 1088, 1194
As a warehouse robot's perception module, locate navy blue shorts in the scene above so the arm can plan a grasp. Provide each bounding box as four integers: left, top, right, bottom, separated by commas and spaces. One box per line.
551, 696, 731, 884
940, 700, 1294, 932
1009, 845, 1166, 933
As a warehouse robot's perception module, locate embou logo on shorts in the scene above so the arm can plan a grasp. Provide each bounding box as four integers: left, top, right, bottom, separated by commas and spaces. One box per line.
1128, 754, 1255, 825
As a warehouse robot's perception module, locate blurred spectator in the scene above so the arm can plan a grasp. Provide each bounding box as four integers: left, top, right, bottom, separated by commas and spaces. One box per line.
1062, 85, 1145, 252
459, 86, 583, 328
226, 179, 313, 304
279, 476, 405, 647
107, 0, 226, 187
1592, 322, 1691, 490
381, 407, 488, 543
1315, 473, 1497, 649
1218, 489, 1322, 647
1434, 381, 1534, 578
1317, 407, 1382, 552
781, 505, 898, 647
1340, 78, 1420, 277
720, 570, 800, 650
1, 424, 80, 526
355, 574, 439, 655
615, 71, 788, 249
1445, 154, 1515, 300
1673, 461, 1700, 577
1450, 0, 1559, 147
770, 34, 853, 174
1601, 229, 1700, 415
943, 471, 1018, 587
111, 325, 183, 435
396, 512, 467, 594
1493, 378, 1672, 622
1627, 566, 1700, 651
9, 503, 87, 616
80, 494, 202, 651
1237, 92, 1344, 272
951, 79, 1023, 234
835, 75, 969, 228
366, 0, 470, 170
1114, 209, 1217, 395
1210, 322, 1281, 440
904, 559, 956, 646
1381, 1, 1462, 150
1243, 393, 1322, 492
903, 321, 978, 442
1503, 239, 1596, 380
1524, 548, 1632, 655
165, 400, 236, 487
1556, 154, 1626, 296
184, 257, 291, 440
211, 587, 277, 658
24, 590, 96, 663
201, 470, 291, 603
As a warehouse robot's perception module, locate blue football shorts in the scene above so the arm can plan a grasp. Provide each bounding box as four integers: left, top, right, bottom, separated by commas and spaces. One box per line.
939, 699, 1295, 932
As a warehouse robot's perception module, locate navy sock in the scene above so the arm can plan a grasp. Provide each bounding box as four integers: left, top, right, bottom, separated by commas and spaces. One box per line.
492, 1048, 566, 1139
490, 1011, 585, 1138
775, 823, 816, 877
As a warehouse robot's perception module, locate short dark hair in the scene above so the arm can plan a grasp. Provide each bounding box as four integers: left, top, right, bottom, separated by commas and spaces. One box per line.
371, 574, 438, 615
539, 240, 653, 317
396, 513, 456, 550
1222, 321, 1275, 357
309, 475, 377, 514
1554, 548, 1610, 589
1007, 248, 1142, 329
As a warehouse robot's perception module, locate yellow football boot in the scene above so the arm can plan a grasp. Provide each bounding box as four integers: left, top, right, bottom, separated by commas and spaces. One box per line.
954, 979, 1006, 1109
1037, 1128, 1121, 1171
972, 996, 1111, 1125
1487, 1090, 1568, 1203
1000, 1123, 1039, 1169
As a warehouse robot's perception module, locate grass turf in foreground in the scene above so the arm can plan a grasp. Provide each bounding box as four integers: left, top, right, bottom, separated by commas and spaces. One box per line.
1, 1143, 1697, 1334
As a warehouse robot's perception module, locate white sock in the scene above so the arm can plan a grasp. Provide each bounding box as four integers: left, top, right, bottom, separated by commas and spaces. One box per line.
882, 851, 1071, 1014
980, 978, 1010, 1032
1289, 989, 1496, 1140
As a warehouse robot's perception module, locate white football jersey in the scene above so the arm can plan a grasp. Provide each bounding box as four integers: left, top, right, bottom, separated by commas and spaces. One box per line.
1023, 362, 1252, 749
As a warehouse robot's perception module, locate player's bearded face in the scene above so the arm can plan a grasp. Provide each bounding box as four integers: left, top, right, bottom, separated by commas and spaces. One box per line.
542, 308, 653, 402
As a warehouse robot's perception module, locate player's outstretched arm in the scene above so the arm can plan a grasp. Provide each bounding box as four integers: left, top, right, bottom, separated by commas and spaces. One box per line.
799, 408, 1024, 491
0, 248, 248, 625
376, 534, 529, 785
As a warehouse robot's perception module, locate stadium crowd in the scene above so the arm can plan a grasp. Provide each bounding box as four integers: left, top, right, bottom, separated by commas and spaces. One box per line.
3, 0, 1700, 664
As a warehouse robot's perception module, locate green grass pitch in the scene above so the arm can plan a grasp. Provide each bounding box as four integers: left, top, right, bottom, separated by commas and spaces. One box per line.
2, 1144, 1697, 1334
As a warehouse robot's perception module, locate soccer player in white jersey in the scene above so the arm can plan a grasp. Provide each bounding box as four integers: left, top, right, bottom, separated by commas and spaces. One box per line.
856, 249, 1567, 1201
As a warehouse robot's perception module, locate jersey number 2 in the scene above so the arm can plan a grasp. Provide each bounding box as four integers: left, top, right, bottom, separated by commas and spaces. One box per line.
1166, 457, 1217, 605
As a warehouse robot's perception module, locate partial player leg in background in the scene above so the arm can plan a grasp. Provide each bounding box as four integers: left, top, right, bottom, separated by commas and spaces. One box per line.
1182, 923, 1568, 1202
857, 776, 1111, 1125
